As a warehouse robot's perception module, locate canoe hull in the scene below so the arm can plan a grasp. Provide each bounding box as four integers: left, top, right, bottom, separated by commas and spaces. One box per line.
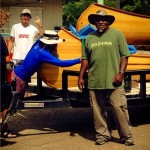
39, 28, 81, 88
76, 3, 150, 45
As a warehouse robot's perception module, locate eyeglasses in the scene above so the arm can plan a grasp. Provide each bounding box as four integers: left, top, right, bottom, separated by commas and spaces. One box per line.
22, 13, 31, 17
95, 16, 108, 22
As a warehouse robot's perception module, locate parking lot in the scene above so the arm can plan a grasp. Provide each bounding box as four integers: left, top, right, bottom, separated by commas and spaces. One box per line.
1, 102, 150, 150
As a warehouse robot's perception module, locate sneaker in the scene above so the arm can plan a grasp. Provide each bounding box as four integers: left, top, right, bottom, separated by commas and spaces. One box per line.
121, 137, 134, 146
95, 138, 109, 145
125, 138, 134, 146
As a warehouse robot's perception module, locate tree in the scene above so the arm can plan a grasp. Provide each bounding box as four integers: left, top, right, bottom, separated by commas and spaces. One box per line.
63, 0, 96, 27
62, 0, 150, 28
120, 0, 150, 15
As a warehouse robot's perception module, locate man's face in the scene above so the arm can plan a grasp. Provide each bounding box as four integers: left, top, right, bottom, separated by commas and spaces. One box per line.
21, 13, 31, 26
95, 17, 109, 32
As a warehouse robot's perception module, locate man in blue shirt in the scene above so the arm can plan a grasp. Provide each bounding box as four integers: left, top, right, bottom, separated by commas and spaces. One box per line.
11, 30, 80, 98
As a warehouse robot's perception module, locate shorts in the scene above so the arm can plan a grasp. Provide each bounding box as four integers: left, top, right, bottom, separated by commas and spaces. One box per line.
11, 71, 28, 97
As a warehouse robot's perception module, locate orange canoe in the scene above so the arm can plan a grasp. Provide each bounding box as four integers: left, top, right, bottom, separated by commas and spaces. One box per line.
39, 28, 82, 88
76, 3, 150, 45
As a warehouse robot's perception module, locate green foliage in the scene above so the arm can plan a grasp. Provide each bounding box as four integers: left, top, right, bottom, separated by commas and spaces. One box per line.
63, 0, 96, 27
121, 0, 150, 15
104, 0, 116, 8
62, 0, 150, 28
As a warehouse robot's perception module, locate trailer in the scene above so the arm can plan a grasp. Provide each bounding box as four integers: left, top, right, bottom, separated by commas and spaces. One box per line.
19, 69, 150, 108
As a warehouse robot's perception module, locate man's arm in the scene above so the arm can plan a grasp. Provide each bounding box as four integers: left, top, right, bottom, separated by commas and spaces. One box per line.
7, 36, 14, 54
119, 57, 128, 74
37, 25, 44, 36
34, 16, 44, 36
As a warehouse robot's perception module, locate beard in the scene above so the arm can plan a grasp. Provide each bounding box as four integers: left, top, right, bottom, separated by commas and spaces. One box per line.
96, 22, 109, 33
98, 29, 104, 33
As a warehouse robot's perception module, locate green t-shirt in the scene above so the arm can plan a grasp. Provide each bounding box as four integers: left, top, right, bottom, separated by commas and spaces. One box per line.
82, 28, 130, 89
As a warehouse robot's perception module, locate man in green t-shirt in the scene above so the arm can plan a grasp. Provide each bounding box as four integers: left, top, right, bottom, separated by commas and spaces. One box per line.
78, 10, 134, 146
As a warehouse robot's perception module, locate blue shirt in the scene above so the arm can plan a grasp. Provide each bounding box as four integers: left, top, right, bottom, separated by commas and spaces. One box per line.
14, 40, 80, 81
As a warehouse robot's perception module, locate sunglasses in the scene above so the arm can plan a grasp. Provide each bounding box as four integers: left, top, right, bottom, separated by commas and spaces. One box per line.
95, 16, 108, 22
23, 13, 30, 17
21, 13, 31, 18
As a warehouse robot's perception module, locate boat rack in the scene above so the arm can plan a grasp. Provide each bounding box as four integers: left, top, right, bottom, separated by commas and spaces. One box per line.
27, 69, 150, 108
61, 69, 150, 102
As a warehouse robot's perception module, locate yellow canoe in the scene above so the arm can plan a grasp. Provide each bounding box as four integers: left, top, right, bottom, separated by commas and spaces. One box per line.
39, 28, 81, 88
76, 3, 150, 45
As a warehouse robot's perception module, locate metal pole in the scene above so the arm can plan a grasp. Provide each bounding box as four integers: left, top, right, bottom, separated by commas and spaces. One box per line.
116, 0, 120, 9
97, 0, 104, 5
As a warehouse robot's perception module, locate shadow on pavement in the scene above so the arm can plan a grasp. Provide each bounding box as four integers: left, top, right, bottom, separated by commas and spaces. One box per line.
1, 103, 150, 147
1, 139, 16, 147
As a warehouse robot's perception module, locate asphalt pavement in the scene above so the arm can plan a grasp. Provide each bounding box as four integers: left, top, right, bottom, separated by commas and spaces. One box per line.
1, 102, 150, 150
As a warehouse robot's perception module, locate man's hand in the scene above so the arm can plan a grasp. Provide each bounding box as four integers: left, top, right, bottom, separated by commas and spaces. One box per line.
34, 16, 42, 27
78, 78, 85, 91
113, 73, 124, 87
